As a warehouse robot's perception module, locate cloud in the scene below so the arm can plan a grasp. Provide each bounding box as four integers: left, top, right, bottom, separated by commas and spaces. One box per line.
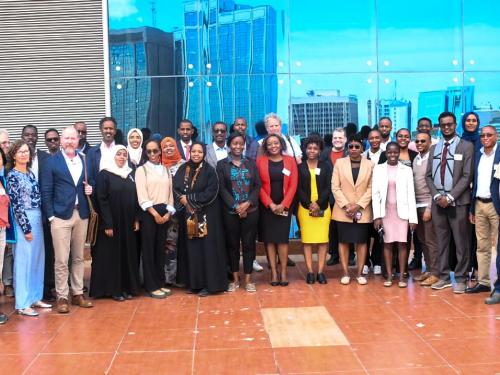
108, 0, 138, 20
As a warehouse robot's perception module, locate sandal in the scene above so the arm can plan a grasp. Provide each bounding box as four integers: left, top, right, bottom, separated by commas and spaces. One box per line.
245, 283, 256, 293
383, 280, 393, 287
227, 282, 240, 292
398, 281, 408, 288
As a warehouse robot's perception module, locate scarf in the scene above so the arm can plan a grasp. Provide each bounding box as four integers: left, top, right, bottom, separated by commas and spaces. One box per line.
127, 128, 143, 165
161, 137, 182, 168
102, 145, 133, 179
460, 112, 481, 150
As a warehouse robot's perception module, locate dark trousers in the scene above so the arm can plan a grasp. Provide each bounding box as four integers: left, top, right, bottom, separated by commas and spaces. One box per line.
365, 226, 382, 267
141, 207, 168, 292
494, 225, 500, 293
416, 207, 439, 276
43, 220, 55, 298
432, 204, 470, 283
223, 210, 258, 275
328, 220, 339, 258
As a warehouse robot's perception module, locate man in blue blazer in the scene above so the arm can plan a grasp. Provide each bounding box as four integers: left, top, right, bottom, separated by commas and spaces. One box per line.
40, 126, 94, 313
467, 126, 500, 294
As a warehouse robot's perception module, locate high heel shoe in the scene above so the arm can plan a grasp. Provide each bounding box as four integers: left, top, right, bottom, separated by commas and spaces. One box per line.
306, 272, 315, 284
270, 271, 280, 286
280, 280, 289, 287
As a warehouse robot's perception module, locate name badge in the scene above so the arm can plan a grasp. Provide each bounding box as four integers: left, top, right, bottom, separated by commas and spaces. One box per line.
454, 154, 463, 161
282, 168, 291, 176
416, 159, 422, 166
0, 188, 5, 195
315, 168, 321, 175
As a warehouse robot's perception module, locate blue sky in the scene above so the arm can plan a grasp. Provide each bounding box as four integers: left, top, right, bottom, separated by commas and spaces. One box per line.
108, 0, 500, 127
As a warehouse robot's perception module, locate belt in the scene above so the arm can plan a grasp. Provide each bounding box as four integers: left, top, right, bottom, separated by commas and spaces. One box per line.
476, 197, 493, 203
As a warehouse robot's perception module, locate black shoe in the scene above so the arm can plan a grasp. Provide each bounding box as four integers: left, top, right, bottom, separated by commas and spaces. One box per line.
306, 272, 315, 284
485, 291, 500, 305
122, 292, 133, 300
187, 288, 200, 294
408, 258, 422, 270
465, 283, 490, 294
280, 280, 289, 287
287, 257, 295, 267
317, 273, 327, 284
112, 295, 125, 302
327, 257, 339, 266
198, 288, 209, 297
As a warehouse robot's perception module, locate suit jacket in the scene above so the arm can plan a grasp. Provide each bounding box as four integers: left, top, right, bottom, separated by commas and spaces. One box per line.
40, 151, 89, 220
331, 157, 374, 223
205, 143, 218, 169
79, 141, 91, 155
471, 145, 500, 215
86, 144, 101, 188
425, 138, 474, 206
297, 160, 332, 211
256, 155, 298, 210
176, 140, 191, 161
372, 162, 418, 224
36, 149, 49, 179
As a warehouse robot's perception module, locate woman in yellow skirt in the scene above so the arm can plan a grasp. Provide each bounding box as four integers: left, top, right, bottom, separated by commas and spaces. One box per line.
297, 134, 332, 284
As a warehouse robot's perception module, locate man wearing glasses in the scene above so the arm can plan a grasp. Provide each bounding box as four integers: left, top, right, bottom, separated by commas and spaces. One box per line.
467, 126, 500, 295
425, 112, 474, 294
74, 121, 91, 154
205, 121, 228, 168
44, 128, 60, 155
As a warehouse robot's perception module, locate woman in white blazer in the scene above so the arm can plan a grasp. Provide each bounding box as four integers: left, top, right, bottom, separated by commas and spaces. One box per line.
372, 142, 417, 288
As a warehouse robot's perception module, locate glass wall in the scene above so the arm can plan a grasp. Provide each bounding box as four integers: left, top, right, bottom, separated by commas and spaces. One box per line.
107, 0, 500, 140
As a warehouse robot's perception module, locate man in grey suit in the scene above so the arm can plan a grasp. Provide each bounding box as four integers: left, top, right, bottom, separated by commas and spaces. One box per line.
205, 121, 228, 168
426, 111, 474, 294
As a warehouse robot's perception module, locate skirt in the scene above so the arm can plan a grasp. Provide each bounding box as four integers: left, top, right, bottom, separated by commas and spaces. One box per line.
259, 203, 292, 244
335, 220, 370, 244
297, 205, 330, 244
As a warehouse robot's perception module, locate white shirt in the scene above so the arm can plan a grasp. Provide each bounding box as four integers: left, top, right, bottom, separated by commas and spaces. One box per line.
99, 141, 116, 171
62, 151, 83, 205
31, 151, 39, 181
180, 140, 192, 160
380, 138, 391, 151
476, 145, 497, 199
213, 142, 228, 161
364, 148, 382, 165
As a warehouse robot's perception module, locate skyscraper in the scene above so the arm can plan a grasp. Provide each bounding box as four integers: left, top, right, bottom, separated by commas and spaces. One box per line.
183, 0, 278, 141
290, 90, 358, 137
418, 86, 474, 125
109, 27, 178, 136
377, 98, 412, 132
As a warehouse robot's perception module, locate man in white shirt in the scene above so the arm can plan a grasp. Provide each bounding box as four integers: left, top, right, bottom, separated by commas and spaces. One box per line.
87, 117, 117, 188
176, 119, 194, 161
467, 126, 500, 294
378, 117, 392, 151
259, 113, 302, 164
205, 122, 228, 168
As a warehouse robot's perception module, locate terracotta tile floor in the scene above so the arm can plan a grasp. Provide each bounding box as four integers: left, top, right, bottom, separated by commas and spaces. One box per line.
0, 257, 499, 374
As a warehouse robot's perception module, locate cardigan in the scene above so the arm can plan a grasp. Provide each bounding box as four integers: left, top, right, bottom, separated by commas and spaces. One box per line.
256, 155, 298, 209
297, 160, 332, 210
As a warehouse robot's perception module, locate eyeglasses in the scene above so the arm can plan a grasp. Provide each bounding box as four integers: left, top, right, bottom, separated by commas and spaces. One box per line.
146, 149, 160, 155
348, 144, 361, 150
414, 140, 427, 144
46, 137, 59, 143
214, 129, 226, 134
16, 149, 30, 155
77, 130, 87, 135
480, 133, 495, 138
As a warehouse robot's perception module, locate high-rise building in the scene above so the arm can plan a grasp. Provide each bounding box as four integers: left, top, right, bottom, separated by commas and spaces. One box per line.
290, 90, 358, 137
367, 100, 373, 127
183, 0, 278, 141
377, 98, 412, 132
109, 27, 178, 136
418, 86, 474, 125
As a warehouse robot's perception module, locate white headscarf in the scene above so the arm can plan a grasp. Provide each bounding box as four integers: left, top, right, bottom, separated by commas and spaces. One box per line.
102, 145, 133, 179
127, 128, 143, 165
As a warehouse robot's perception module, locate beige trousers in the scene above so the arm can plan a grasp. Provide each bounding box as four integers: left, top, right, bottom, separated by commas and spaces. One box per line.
475, 201, 499, 286
51, 210, 88, 299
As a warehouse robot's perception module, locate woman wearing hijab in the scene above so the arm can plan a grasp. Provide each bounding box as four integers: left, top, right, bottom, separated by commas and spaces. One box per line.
161, 137, 186, 286
174, 142, 227, 297
127, 128, 145, 168
136, 139, 176, 299
90, 145, 141, 301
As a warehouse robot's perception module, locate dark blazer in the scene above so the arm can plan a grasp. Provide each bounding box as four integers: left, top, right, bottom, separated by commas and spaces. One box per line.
79, 141, 91, 155
319, 146, 348, 205
216, 157, 261, 212
471, 145, 500, 215
256, 155, 298, 210
176, 140, 190, 161
297, 160, 332, 211
425, 138, 474, 206
86, 144, 102, 188
40, 151, 89, 220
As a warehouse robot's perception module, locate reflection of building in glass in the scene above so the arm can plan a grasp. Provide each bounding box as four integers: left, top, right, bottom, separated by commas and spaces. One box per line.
183, 0, 277, 141
110, 27, 179, 136
377, 98, 411, 132
418, 86, 474, 125
290, 90, 358, 137
476, 109, 500, 133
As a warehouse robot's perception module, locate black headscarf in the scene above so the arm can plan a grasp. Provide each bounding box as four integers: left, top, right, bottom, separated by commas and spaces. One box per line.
461, 111, 481, 150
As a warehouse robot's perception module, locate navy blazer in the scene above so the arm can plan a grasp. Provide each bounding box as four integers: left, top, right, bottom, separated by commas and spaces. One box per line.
86, 145, 102, 188
40, 151, 89, 220
471, 145, 500, 215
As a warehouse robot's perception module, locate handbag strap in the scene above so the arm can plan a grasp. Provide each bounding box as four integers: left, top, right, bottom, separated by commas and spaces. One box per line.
80, 152, 95, 213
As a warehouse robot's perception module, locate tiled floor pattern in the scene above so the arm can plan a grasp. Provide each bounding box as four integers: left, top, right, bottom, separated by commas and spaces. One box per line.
0, 257, 498, 374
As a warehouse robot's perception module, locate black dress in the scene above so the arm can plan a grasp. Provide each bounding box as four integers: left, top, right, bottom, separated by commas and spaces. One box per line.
173, 162, 227, 293
259, 160, 292, 244
90, 170, 140, 298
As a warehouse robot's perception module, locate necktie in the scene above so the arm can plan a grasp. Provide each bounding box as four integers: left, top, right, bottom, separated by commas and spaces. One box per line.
440, 142, 450, 186
185, 145, 190, 161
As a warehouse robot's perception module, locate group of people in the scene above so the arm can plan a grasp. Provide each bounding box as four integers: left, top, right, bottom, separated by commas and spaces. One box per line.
0, 109, 499, 324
